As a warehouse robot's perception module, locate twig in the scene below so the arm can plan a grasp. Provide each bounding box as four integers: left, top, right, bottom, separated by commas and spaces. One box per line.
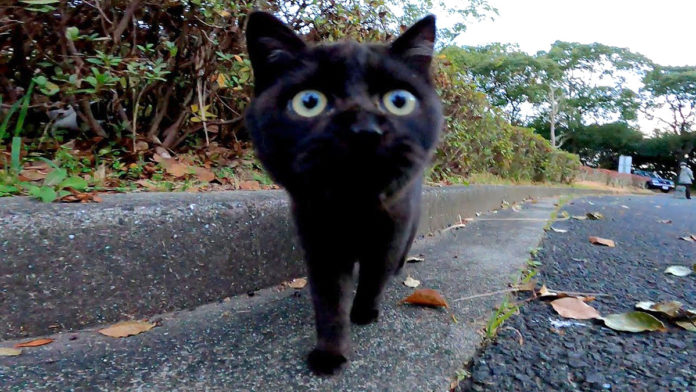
196, 79, 210, 147
453, 288, 516, 302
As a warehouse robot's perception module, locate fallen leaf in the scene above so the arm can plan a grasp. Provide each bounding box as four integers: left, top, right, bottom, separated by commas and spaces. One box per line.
135, 141, 149, 151
403, 276, 421, 288
402, 288, 448, 308
538, 284, 558, 298
635, 300, 684, 318
98, 320, 155, 338
589, 236, 615, 247
692, 234, 696, 241
572, 215, 587, 220
586, 212, 604, 220
19, 169, 48, 181
664, 266, 692, 277
405, 256, 425, 263
193, 167, 215, 182
680, 236, 695, 242
287, 278, 307, 289
657, 219, 672, 224
165, 162, 189, 178
0, 348, 22, 356
550, 297, 601, 320
14, 338, 53, 348
580, 296, 596, 303
675, 320, 696, 332
601, 311, 666, 332
550, 227, 567, 233
239, 180, 261, 190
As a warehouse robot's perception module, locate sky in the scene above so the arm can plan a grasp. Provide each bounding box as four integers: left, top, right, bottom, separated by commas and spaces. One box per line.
441, 0, 696, 133
456, 0, 696, 67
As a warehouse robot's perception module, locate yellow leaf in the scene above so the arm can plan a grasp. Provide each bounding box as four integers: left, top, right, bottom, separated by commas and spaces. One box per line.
233, 55, 243, 62
287, 277, 307, 289
98, 320, 155, 338
0, 348, 22, 356
216, 73, 227, 87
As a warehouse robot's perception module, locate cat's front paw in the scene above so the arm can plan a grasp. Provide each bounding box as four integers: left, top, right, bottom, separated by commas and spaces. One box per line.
307, 348, 347, 375
350, 306, 379, 325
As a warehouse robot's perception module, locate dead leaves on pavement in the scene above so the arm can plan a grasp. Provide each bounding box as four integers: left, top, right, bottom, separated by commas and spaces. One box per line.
98, 320, 155, 338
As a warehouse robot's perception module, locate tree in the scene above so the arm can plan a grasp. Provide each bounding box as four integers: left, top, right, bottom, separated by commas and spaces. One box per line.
560, 122, 643, 168
641, 65, 696, 135
442, 44, 544, 125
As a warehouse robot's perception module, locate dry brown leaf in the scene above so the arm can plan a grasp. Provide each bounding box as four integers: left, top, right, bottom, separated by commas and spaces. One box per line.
589, 236, 615, 247
239, 180, 261, 190
193, 167, 215, 182
98, 320, 155, 338
135, 179, 160, 190
19, 169, 49, 181
580, 296, 596, 303
165, 162, 189, 178
287, 278, 307, 289
538, 284, 558, 298
0, 348, 22, 356
550, 297, 601, 320
401, 288, 449, 308
14, 338, 54, 348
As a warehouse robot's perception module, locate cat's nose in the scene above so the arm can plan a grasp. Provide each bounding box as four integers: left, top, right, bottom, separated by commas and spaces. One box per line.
349, 117, 383, 136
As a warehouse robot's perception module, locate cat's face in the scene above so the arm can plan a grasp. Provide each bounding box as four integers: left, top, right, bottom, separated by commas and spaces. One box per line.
245, 12, 442, 199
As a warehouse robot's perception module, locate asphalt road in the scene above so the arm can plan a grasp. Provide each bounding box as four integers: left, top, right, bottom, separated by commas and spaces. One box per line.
459, 194, 696, 392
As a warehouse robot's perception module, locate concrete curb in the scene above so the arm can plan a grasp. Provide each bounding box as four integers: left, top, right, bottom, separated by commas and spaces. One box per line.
1, 185, 604, 339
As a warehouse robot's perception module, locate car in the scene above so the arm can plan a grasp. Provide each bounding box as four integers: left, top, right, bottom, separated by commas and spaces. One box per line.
633, 170, 675, 192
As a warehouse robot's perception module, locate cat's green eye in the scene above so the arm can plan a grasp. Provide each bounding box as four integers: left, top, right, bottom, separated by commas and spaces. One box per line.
382, 90, 417, 116
291, 90, 328, 117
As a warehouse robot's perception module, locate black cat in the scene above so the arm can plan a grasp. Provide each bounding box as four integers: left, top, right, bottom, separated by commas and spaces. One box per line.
245, 11, 443, 375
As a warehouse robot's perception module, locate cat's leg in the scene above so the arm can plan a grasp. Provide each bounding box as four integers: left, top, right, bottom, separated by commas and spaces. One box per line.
305, 255, 354, 375
350, 255, 393, 325
352, 189, 420, 325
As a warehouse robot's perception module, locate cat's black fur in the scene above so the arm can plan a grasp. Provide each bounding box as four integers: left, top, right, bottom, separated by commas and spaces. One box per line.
245, 11, 443, 375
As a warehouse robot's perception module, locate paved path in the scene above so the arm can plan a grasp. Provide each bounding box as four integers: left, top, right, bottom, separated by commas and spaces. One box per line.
0, 198, 559, 391
459, 195, 696, 392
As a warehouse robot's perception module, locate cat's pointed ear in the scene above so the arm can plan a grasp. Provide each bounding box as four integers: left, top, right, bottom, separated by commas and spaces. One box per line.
389, 15, 436, 76
246, 11, 306, 93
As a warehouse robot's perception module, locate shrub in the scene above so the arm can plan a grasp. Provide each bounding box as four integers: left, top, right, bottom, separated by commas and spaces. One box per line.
429, 57, 581, 184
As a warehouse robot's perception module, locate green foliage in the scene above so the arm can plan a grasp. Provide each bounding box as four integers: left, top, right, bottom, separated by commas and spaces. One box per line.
485, 298, 518, 339
430, 57, 580, 184
642, 65, 696, 135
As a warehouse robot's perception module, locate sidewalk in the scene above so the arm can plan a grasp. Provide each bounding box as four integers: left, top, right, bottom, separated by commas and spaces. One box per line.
0, 198, 559, 391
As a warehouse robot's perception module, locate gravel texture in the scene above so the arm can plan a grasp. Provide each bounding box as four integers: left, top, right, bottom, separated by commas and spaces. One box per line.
460, 195, 696, 392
